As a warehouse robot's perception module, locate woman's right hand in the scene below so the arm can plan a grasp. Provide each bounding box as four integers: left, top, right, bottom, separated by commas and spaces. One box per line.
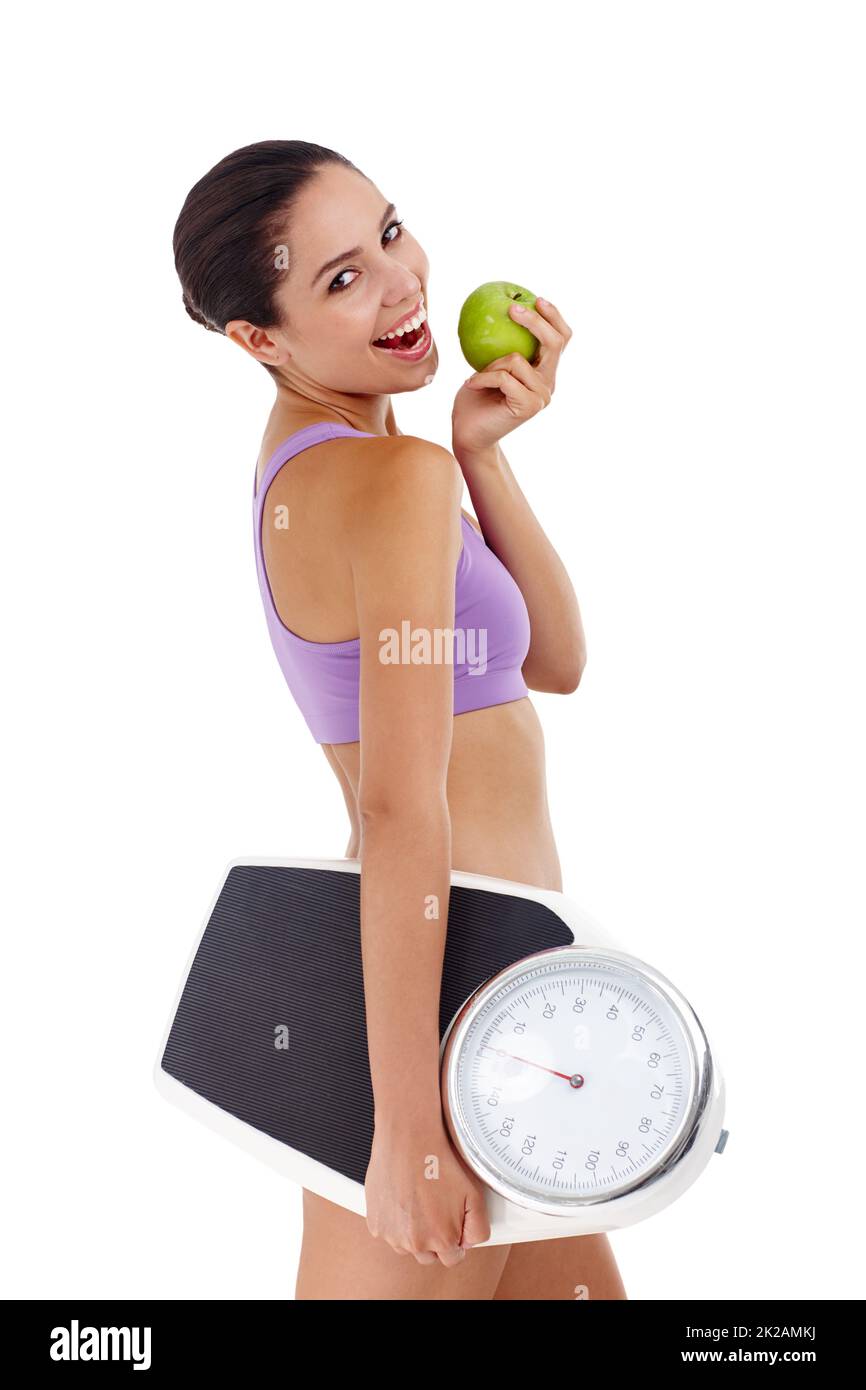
365, 1115, 491, 1265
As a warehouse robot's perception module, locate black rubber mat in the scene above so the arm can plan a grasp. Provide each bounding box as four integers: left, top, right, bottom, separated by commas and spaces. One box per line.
160, 865, 573, 1187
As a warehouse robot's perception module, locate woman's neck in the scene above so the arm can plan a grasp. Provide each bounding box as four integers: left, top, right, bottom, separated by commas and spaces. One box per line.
271, 386, 399, 438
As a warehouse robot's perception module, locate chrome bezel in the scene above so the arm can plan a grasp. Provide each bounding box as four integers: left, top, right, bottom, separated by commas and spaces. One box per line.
440, 944, 714, 1217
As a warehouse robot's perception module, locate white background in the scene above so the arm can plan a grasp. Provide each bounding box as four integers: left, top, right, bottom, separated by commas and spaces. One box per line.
2, 0, 863, 1300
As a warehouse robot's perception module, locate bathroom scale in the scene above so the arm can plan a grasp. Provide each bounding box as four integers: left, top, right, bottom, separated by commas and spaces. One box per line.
154, 857, 728, 1246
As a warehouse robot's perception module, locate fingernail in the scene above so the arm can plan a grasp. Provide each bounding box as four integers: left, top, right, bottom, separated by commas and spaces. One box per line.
536, 297, 547, 307
512, 303, 526, 314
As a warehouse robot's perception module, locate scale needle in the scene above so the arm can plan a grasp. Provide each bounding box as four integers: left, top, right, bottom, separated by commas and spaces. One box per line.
481, 1044, 584, 1085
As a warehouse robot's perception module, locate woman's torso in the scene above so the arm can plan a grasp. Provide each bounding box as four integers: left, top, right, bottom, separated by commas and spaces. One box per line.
255, 418, 563, 893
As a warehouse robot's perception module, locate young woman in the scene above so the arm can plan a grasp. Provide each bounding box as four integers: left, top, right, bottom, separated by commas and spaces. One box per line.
173, 140, 627, 1301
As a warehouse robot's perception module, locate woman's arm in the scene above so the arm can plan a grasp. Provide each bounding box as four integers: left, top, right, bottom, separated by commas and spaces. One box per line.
452, 440, 586, 693
344, 438, 491, 1261
345, 439, 463, 1132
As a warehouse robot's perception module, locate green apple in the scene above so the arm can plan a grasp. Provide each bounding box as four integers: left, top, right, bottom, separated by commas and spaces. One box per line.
457, 281, 539, 371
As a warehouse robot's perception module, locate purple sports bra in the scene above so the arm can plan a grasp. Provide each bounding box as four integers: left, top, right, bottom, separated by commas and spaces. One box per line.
252, 421, 531, 744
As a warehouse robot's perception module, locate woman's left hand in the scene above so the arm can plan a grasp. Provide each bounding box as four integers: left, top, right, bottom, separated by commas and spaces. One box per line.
451, 296, 572, 457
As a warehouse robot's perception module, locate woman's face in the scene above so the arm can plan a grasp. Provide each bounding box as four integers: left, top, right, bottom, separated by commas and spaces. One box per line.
267, 164, 437, 392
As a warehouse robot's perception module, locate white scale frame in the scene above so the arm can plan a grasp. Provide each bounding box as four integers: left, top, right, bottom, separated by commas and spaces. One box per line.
154, 856, 727, 1247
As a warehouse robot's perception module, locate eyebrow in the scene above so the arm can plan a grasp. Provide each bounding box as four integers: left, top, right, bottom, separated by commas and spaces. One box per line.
310, 203, 397, 288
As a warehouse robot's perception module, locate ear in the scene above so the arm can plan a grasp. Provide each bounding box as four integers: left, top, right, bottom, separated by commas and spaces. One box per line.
225, 319, 287, 369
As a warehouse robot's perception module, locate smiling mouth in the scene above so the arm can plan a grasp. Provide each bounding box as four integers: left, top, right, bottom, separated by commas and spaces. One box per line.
374, 320, 426, 349
371, 294, 429, 353
371, 318, 432, 360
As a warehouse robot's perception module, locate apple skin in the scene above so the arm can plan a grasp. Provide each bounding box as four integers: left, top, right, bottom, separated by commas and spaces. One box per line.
457, 281, 539, 371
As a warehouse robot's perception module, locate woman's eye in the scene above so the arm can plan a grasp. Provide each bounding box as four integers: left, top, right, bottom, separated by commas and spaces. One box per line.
328, 220, 405, 293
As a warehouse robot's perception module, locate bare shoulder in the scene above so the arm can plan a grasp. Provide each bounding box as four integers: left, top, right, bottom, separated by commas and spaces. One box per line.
343, 434, 484, 539
348, 432, 461, 487
343, 434, 463, 540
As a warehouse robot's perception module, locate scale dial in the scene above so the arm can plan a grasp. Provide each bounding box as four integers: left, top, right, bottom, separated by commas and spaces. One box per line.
440, 945, 712, 1216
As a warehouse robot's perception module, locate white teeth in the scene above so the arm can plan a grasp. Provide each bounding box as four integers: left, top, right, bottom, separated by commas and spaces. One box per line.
378, 303, 427, 341
396, 310, 425, 336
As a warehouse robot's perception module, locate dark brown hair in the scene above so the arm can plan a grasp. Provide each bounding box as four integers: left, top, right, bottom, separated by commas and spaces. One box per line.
173, 140, 362, 371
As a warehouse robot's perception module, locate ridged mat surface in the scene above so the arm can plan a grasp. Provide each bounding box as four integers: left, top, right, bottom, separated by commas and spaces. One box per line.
160, 865, 573, 1185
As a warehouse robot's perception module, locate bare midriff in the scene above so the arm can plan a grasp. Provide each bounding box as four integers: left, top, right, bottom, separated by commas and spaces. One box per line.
322, 694, 564, 894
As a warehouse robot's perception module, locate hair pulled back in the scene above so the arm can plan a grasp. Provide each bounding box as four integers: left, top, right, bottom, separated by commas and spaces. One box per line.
173, 139, 362, 366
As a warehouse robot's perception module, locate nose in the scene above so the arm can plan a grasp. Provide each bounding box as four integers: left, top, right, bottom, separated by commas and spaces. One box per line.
383, 266, 422, 307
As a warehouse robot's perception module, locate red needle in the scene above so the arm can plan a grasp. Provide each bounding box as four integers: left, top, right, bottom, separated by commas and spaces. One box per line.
481, 1044, 582, 1084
